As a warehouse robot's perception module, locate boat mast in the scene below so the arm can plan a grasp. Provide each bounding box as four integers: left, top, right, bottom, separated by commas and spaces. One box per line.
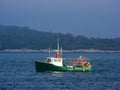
48, 45, 51, 56
55, 34, 61, 58
60, 47, 62, 57
57, 34, 60, 55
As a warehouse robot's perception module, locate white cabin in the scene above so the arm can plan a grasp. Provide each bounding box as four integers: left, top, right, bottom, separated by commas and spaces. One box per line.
47, 57, 63, 66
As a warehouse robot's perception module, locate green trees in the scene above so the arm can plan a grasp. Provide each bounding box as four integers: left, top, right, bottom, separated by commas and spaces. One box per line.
0, 25, 120, 51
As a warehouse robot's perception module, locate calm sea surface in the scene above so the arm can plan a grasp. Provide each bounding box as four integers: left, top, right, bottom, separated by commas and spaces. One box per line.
0, 52, 120, 90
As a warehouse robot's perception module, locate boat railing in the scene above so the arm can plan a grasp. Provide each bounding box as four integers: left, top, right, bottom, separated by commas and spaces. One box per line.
63, 58, 91, 67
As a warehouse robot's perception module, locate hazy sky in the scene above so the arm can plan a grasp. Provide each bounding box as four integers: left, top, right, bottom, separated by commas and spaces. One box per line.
0, 0, 120, 38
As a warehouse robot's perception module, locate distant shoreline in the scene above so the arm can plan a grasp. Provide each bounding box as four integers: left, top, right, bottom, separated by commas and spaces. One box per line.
0, 49, 120, 53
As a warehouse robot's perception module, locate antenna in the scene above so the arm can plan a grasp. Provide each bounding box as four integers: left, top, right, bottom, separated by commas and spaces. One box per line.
60, 47, 62, 57
48, 44, 51, 56
57, 34, 60, 54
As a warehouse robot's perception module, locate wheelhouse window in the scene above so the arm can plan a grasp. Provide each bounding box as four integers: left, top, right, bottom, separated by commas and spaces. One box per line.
47, 59, 51, 62
54, 59, 61, 62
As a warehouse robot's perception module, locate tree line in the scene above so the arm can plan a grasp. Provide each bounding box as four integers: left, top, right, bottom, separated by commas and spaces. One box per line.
0, 25, 120, 51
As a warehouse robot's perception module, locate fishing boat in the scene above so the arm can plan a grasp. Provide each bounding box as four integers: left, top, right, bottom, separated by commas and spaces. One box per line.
35, 38, 92, 72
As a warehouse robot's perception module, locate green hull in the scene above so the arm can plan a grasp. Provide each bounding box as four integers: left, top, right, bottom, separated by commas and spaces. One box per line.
35, 61, 92, 72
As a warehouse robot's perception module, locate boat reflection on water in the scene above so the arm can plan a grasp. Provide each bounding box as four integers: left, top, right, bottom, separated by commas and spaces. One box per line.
51, 71, 64, 77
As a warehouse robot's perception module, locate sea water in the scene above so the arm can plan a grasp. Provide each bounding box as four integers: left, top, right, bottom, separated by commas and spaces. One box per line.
0, 52, 120, 90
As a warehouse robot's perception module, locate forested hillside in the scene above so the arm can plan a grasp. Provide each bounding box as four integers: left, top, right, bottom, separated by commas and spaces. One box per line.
0, 25, 120, 51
